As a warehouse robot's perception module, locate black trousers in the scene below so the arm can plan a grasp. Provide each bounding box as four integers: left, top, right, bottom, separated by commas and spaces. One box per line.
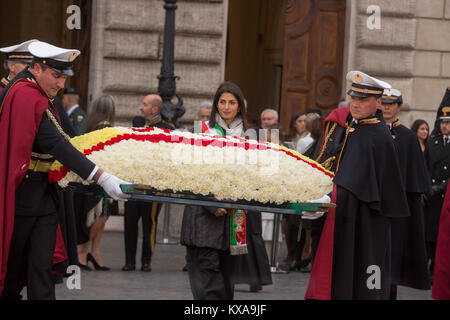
123, 201, 161, 266
186, 246, 234, 300
2, 213, 58, 300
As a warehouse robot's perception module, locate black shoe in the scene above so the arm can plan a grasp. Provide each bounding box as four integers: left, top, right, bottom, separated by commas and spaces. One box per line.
141, 264, 151, 272
78, 263, 92, 271
182, 264, 188, 272
122, 264, 136, 271
87, 253, 110, 271
300, 262, 312, 273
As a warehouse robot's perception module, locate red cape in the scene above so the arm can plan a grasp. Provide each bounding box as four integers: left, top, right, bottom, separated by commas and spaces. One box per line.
304, 107, 349, 300
0, 79, 66, 296
432, 183, 450, 299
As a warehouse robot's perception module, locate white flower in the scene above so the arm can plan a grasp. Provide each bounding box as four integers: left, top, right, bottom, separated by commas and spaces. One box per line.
55, 126, 334, 203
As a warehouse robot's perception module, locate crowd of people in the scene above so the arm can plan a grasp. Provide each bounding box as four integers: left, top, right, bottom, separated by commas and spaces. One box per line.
0, 39, 449, 301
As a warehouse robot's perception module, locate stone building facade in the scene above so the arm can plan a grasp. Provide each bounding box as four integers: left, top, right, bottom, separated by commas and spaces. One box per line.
88, 0, 228, 127
344, 0, 450, 128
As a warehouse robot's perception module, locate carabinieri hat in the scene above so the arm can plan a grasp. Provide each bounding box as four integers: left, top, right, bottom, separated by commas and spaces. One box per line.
28, 41, 80, 76
438, 106, 450, 122
346, 70, 391, 98
0, 39, 38, 64
382, 88, 403, 105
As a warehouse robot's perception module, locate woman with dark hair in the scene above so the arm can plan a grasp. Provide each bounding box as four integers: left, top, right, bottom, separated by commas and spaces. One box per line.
286, 111, 308, 150
206, 81, 249, 134
411, 119, 430, 152
181, 81, 271, 299
75, 95, 117, 271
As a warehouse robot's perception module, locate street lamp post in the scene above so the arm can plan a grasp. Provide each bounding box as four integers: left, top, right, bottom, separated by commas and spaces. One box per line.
158, 0, 185, 128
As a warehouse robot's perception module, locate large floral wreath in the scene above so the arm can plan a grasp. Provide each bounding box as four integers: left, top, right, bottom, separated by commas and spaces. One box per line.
49, 127, 334, 204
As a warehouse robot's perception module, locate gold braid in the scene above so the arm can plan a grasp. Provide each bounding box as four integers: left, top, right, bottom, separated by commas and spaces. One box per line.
316, 122, 337, 163
45, 107, 71, 141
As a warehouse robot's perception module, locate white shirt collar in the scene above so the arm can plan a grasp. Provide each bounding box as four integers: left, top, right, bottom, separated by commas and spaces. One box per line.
67, 104, 79, 116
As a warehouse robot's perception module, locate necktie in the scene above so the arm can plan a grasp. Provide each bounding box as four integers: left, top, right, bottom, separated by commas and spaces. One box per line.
445, 137, 449, 146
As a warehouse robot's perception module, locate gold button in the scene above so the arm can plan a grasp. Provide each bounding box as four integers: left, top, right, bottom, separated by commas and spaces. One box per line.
25, 175, 29, 179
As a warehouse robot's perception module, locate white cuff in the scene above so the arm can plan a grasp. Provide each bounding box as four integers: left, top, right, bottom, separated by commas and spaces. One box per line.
87, 165, 99, 181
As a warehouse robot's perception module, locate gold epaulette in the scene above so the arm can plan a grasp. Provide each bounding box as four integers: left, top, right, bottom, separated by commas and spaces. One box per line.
27, 77, 37, 85
359, 118, 380, 125
1, 77, 9, 86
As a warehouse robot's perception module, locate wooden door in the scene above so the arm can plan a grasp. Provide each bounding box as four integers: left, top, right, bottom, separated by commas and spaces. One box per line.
280, 0, 346, 130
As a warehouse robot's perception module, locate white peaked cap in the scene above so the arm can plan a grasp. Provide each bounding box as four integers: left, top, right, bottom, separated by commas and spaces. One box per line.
0, 39, 38, 53
28, 41, 80, 62
346, 71, 391, 89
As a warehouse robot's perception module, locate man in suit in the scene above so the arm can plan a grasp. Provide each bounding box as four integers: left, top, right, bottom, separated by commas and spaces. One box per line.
62, 87, 87, 136
424, 105, 450, 279
0, 41, 129, 300
122, 94, 173, 272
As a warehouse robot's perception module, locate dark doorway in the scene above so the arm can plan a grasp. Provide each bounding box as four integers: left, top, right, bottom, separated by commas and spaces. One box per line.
225, 0, 285, 128
0, 0, 92, 111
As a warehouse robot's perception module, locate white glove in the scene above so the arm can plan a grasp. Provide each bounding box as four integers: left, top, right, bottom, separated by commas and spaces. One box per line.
308, 194, 331, 204
301, 194, 331, 220
302, 211, 325, 220
97, 172, 131, 201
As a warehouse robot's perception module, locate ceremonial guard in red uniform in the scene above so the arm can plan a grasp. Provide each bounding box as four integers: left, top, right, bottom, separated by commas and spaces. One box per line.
0, 41, 129, 300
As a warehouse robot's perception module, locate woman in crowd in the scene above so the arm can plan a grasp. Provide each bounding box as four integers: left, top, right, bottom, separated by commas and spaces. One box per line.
75, 95, 117, 271
180, 81, 272, 299
286, 111, 308, 151
411, 119, 430, 152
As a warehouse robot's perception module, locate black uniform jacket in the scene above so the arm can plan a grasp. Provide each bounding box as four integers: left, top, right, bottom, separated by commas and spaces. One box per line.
389, 120, 431, 289
4, 69, 95, 216
424, 132, 450, 241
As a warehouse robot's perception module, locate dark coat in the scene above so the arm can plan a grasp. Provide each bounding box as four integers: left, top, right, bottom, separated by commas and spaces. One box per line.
180, 205, 230, 251
389, 121, 431, 289
424, 133, 450, 241
306, 108, 410, 300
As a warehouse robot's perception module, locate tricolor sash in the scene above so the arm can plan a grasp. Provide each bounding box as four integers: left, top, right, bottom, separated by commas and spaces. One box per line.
201, 121, 248, 255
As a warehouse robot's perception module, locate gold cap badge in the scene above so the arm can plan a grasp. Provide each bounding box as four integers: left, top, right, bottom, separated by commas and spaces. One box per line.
354, 73, 363, 83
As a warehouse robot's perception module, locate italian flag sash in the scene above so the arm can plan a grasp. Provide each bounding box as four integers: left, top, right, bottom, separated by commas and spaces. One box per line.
201, 121, 248, 255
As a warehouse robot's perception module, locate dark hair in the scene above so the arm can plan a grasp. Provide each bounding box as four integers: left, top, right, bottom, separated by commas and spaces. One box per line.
288, 111, 306, 139
309, 117, 324, 141
209, 81, 249, 131
30, 58, 48, 71
411, 119, 429, 140
86, 95, 116, 133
